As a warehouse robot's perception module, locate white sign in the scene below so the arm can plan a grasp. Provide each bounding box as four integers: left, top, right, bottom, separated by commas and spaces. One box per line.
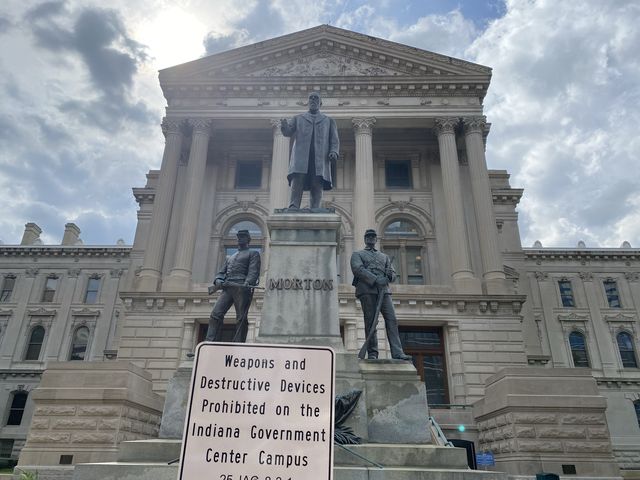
178, 342, 335, 480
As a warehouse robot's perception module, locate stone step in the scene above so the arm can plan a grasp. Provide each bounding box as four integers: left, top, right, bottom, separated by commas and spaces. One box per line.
73, 462, 178, 480
334, 466, 508, 480
116, 439, 181, 463
73, 463, 506, 480
335, 444, 469, 468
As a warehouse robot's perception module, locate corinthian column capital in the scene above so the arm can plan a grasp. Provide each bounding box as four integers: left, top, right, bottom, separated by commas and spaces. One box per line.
352, 117, 376, 136
462, 116, 487, 135
434, 117, 459, 135
161, 117, 184, 137
188, 118, 213, 135
269, 118, 284, 136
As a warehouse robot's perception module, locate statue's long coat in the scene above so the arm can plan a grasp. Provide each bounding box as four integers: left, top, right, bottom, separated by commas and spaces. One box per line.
281, 112, 340, 190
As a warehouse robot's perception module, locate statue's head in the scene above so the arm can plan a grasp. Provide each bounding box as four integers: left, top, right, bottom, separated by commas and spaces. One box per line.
364, 229, 377, 248
308, 92, 321, 113
236, 229, 251, 248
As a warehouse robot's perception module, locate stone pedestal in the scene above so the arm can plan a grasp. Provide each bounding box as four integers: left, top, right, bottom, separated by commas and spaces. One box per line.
474, 367, 621, 478
158, 359, 194, 439
17, 362, 163, 471
256, 212, 344, 350
359, 360, 431, 444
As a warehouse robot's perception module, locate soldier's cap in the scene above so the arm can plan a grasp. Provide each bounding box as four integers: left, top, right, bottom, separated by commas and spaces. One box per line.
236, 229, 251, 238
364, 229, 377, 238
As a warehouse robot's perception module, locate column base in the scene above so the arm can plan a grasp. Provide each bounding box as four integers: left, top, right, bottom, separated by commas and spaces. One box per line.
135, 270, 160, 292
162, 272, 191, 292
452, 274, 482, 294
484, 275, 509, 295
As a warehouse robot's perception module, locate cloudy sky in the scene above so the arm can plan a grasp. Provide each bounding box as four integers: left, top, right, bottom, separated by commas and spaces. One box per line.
0, 0, 638, 248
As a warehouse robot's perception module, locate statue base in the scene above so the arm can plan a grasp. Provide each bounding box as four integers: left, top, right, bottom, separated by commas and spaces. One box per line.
256, 212, 344, 350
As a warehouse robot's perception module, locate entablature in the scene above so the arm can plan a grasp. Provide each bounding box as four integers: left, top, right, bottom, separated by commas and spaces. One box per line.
0, 246, 131, 258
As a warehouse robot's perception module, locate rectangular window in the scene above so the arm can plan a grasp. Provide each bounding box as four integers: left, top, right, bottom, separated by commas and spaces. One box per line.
84, 277, 100, 304
0, 439, 13, 458
604, 279, 622, 308
235, 160, 262, 188
385, 160, 412, 188
6, 392, 27, 425
406, 247, 424, 285
41, 277, 58, 303
0, 276, 15, 302
399, 328, 448, 405
558, 279, 575, 307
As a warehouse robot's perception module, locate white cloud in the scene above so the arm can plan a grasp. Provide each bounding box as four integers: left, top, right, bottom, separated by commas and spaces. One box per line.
468, 0, 640, 247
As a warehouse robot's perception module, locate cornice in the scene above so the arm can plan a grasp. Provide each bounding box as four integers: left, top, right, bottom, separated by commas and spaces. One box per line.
161, 80, 489, 101
492, 188, 523, 205
524, 249, 640, 263
0, 246, 131, 257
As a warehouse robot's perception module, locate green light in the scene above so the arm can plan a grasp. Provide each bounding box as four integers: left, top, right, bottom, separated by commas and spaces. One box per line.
458, 425, 466, 432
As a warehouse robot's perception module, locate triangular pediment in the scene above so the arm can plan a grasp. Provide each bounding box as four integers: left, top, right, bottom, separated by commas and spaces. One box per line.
246, 51, 408, 77
160, 25, 491, 85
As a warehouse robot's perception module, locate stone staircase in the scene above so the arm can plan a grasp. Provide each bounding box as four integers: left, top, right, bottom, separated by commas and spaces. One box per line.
72, 439, 508, 480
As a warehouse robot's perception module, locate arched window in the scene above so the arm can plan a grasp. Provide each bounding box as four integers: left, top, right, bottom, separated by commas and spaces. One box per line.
24, 326, 45, 361
569, 331, 590, 368
6, 391, 28, 425
617, 332, 638, 368
381, 218, 425, 285
223, 220, 264, 259
69, 326, 90, 361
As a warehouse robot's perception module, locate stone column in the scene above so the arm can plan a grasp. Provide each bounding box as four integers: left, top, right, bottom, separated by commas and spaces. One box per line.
137, 118, 184, 292
435, 117, 479, 293
463, 116, 507, 294
164, 119, 213, 292
352, 117, 376, 244
269, 118, 290, 211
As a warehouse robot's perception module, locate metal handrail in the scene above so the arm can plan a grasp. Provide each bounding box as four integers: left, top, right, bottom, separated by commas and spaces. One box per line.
335, 443, 384, 469
428, 416, 453, 447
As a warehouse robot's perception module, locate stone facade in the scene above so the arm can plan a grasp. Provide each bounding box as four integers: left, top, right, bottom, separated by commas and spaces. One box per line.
0, 25, 639, 477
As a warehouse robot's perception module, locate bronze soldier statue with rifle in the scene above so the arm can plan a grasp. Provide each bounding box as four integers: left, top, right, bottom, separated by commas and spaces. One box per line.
206, 229, 261, 342
350, 229, 412, 361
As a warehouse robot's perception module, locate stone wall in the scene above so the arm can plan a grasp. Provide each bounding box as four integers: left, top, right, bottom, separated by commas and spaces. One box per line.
17, 361, 163, 468
474, 367, 620, 477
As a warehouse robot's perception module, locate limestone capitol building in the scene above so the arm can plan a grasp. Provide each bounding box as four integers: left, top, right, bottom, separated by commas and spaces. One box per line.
1, 25, 639, 478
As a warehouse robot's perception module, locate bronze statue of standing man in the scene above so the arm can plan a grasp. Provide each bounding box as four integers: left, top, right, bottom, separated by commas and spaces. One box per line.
280, 92, 339, 209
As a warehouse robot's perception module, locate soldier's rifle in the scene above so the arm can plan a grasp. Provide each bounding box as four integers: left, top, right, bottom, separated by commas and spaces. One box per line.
207, 281, 265, 295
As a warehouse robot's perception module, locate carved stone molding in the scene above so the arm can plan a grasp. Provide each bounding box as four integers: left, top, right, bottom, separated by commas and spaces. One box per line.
0, 309, 13, 317
110, 269, 124, 278
579, 272, 594, 282
352, 117, 376, 135
28, 307, 57, 317
624, 272, 640, 282
462, 116, 486, 135
25, 268, 39, 278
188, 118, 213, 135
161, 117, 184, 137
434, 117, 458, 135
604, 313, 635, 323
558, 312, 589, 322
534, 271, 548, 281
67, 269, 81, 278
71, 308, 101, 317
